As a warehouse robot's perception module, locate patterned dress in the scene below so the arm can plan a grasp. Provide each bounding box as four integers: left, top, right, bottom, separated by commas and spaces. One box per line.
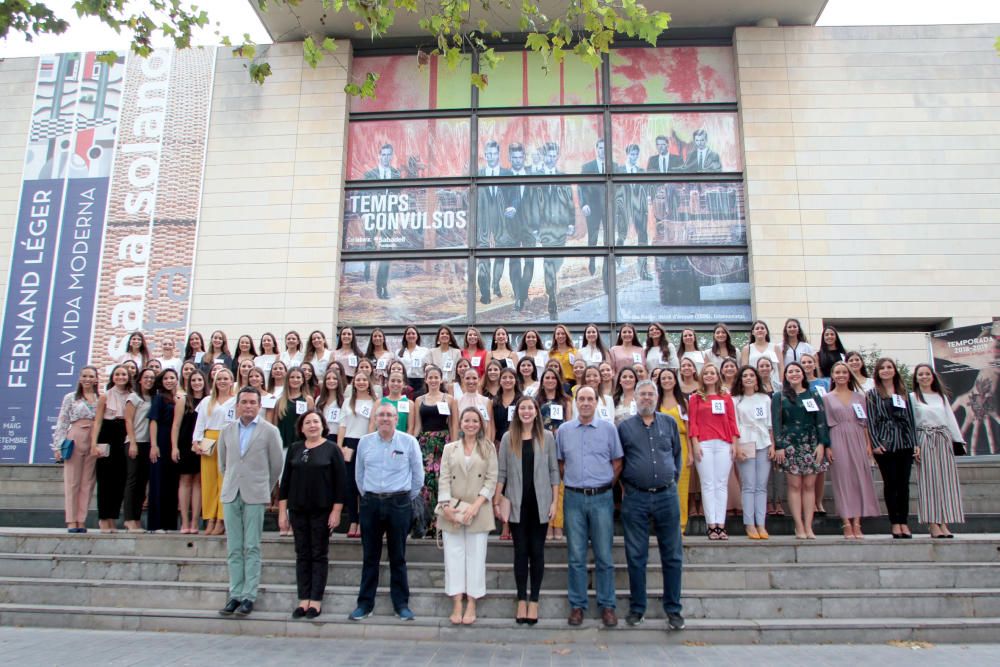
771, 390, 830, 475
416, 399, 450, 535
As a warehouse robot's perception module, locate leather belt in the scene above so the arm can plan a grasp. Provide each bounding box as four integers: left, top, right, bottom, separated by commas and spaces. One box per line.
565, 484, 612, 496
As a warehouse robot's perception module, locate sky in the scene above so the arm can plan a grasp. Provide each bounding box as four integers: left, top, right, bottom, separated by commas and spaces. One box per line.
0, 0, 998, 57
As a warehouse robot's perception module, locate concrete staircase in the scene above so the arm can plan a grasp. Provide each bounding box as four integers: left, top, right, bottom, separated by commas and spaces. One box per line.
5, 459, 1000, 534
1, 528, 999, 644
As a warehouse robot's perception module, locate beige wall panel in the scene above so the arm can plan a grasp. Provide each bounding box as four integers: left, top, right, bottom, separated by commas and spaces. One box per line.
736, 24, 1000, 345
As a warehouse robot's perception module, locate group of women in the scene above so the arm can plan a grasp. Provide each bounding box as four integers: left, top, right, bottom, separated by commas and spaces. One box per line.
51, 319, 968, 618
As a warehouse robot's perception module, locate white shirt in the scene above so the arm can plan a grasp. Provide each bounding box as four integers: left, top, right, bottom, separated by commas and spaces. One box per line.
193, 396, 237, 441
158, 357, 182, 374
579, 345, 604, 365
517, 349, 549, 369
254, 354, 277, 375
306, 350, 333, 377
746, 343, 780, 370
279, 350, 304, 369
734, 393, 773, 449
399, 345, 429, 379
680, 350, 705, 372
645, 343, 679, 371
910, 392, 964, 443
782, 341, 815, 365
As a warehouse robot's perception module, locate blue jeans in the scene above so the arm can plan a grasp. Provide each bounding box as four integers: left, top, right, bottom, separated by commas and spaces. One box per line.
357, 492, 412, 613
621, 482, 683, 615
563, 487, 615, 610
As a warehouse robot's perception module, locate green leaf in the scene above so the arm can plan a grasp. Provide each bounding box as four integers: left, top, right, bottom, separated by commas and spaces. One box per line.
471, 72, 488, 90
248, 61, 271, 85
303, 35, 321, 68
525, 32, 549, 52
322, 36, 337, 53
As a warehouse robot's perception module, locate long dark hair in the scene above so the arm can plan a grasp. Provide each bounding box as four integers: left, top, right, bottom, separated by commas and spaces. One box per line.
818, 325, 847, 377
153, 368, 179, 399
336, 327, 363, 357
184, 370, 208, 413
845, 350, 870, 378
873, 357, 907, 398
781, 361, 808, 402
782, 318, 807, 358
612, 367, 639, 405
731, 365, 762, 398
911, 363, 950, 403
105, 364, 134, 393
539, 369, 570, 409
644, 322, 673, 362
506, 395, 546, 458
711, 323, 737, 359
317, 368, 345, 413
656, 367, 688, 414
184, 331, 205, 361
74, 365, 100, 400
398, 326, 422, 355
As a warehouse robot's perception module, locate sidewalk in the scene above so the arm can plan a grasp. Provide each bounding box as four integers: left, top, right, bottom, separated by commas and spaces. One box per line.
0, 627, 996, 665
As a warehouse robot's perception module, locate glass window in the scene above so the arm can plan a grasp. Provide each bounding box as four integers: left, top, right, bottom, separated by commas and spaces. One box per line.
616, 254, 751, 323
338, 258, 469, 325
609, 46, 737, 104
343, 186, 469, 251
476, 114, 603, 176
350, 54, 472, 112
612, 181, 746, 246
610, 112, 742, 173
478, 51, 602, 108
475, 182, 601, 249
346, 118, 471, 180
474, 255, 609, 324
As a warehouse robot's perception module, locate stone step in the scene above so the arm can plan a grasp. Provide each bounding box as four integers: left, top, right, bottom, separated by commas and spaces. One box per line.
3, 551, 998, 591
3, 529, 999, 564
1, 576, 997, 620
3, 603, 999, 644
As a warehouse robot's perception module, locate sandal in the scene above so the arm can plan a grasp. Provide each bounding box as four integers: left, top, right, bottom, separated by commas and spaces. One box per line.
718, 528, 729, 541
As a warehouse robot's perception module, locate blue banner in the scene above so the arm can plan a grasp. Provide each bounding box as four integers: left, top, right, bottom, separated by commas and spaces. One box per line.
31, 177, 111, 460
0, 179, 65, 463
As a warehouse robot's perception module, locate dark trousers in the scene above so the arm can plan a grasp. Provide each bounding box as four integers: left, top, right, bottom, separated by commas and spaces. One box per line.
621, 482, 683, 616
96, 419, 127, 521
290, 509, 331, 601
875, 448, 914, 524
123, 442, 151, 522
357, 492, 412, 613
343, 438, 361, 524
510, 514, 547, 602
148, 456, 179, 531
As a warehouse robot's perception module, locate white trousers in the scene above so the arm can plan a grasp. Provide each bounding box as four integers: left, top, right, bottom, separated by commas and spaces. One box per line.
696, 439, 733, 525
443, 528, 489, 598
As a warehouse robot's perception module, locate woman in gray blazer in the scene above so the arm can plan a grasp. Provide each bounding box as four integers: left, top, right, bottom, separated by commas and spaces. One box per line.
495, 395, 560, 625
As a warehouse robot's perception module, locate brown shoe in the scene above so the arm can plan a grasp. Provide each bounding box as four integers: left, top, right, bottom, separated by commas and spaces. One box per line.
567, 607, 584, 626
601, 607, 618, 627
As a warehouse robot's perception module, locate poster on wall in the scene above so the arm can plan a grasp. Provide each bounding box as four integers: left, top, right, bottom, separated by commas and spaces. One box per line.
0, 48, 215, 464
0, 52, 125, 464
930, 321, 1000, 457
342, 186, 469, 251
337, 258, 469, 325
346, 117, 470, 180
609, 46, 737, 104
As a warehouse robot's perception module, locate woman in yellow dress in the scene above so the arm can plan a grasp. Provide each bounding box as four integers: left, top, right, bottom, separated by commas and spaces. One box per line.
656, 368, 690, 533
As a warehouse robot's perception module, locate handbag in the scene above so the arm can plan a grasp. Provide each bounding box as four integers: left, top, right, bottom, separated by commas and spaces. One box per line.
60, 438, 74, 461
953, 441, 967, 457
94, 442, 111, 458
197, 438, 217, 456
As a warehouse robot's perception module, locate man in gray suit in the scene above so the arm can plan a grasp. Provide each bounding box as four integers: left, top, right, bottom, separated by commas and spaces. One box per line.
217, 387, 283, 618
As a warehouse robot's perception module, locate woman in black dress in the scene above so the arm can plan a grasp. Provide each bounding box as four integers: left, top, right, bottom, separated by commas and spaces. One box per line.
172, 369, 206, 534
148, 369, 181, 531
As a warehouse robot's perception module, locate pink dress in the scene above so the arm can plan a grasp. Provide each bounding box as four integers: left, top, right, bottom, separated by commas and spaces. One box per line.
823, 392, 880, 518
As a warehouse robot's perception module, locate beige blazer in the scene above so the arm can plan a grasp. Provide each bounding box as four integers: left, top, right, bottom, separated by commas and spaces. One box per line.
437, 439, 498, 533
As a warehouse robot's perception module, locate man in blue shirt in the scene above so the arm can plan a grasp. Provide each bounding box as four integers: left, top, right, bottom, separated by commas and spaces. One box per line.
556, 385, 623, 628
617, 379, 685, 631
349, 403, 424, 622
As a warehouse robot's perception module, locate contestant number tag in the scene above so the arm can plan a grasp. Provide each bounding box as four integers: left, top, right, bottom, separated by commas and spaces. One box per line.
443, 359, 454, 372
633, 352, 642, 364
803, 398, 819, 412
397, 400, 410, 414
711, 400, 725, 415
507, 405, 515, 421
261, 395, 277, 409
477, 406, 489, 420
376, 358, 387, 370
549, 404, 564, 421
225, 408, 236, 422
437, 401, 451, 416
629, 401, 637, 415
892, 394, 906, 409
327, 407, 340, 423
359, 404, 371, 419
410, 356, 422, 370
505, 358, 514, 369
194, 352, 205, 363
852, 404, 866, 419
598, 406, 611, 421
471, 356, 481, 367
815, 385, 827, 397
754, 405, 766, 419
348, 355, 358, 368
296, 401, 306, 415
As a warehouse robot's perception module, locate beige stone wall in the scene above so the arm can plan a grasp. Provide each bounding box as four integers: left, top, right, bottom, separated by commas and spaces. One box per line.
0, 57, 38, 311
735, 24, 1000, 366
188, 42, 349, 339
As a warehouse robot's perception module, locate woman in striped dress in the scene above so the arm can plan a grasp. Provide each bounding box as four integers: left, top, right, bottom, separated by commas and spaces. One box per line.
910, 363, 965, 538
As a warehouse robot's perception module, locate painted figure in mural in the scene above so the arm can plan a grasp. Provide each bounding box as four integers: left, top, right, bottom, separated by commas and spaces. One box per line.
615, 144, 651, 280
683, 129, 723, 173
646, 134, 684, 174
363, 143, 400, 299
503, 143, 535, 312
532, 142, 575, 321
477, 140, 512, 304
579, 139, 609, 284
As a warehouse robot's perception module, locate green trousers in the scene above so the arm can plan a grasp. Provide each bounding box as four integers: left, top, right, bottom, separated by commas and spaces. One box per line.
223, 492, 266, 601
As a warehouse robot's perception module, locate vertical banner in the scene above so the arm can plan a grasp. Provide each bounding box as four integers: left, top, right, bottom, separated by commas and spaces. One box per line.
930, 321, 1000, 457
0, 53, 83, 463
32, 53, 125, 459
88, 48, 215, 378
